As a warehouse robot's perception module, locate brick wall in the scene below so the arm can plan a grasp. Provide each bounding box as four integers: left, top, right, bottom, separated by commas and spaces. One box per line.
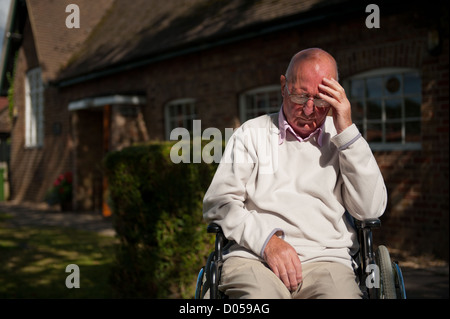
9, 19, 73, 204
10, 5, 448, 259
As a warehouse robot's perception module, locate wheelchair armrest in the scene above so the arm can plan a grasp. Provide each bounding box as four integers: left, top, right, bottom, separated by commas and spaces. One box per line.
207, 223, 223, 234
207, 223, 229, 262
354, 218, 381, 230
354, 218, 381, 287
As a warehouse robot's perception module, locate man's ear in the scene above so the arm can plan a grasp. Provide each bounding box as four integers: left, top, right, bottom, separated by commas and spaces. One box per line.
280, 75, 286, 96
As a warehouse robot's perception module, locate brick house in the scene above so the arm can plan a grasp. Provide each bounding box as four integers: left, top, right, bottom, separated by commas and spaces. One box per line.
0, 0, 448, 259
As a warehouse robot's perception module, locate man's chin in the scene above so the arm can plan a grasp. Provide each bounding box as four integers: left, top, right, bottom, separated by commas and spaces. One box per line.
295, 124, 316, 138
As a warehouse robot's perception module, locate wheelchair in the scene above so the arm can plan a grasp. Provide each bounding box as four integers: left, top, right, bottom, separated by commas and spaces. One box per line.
195, 217, 407, 299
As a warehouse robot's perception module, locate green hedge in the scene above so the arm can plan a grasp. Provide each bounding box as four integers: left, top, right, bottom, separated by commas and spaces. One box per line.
103, 142, 218, 298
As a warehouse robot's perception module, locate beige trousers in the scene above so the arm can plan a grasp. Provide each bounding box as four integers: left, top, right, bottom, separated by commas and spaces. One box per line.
219, 257, 363, 299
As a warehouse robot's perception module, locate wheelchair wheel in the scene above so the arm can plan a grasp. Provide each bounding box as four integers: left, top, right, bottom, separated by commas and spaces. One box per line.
376, 245, 397, 299
393, 261, 407, 299
195, 267, 205, 299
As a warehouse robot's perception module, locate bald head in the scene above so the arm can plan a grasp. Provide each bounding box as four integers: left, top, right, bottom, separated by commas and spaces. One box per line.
280, 48, 339, 138
285, 48, 339, 82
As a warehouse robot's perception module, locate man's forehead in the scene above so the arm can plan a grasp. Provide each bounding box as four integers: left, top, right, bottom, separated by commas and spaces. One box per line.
291, 61, 335, 83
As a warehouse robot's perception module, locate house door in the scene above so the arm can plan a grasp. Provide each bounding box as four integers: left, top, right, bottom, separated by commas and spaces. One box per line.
69, 94, 147, 213
73, 108, 105, 212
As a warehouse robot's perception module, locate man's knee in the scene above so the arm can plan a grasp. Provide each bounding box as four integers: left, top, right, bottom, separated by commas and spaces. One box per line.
296, 262, 362, 299
220, 257, 291, 299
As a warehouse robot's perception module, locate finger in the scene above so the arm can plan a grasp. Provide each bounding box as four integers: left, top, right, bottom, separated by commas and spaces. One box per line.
318, 85, 339, 102
320, 78, 346, 98
286, 265, 299, 291
318, 91, 338, 106
275, 260, 297, 291
322, 77, 342, 90
276, 264, 292, 290
271, 263, 280, 278
292, 256, 303, 284
320, 78, 337, 91
319, 80, 343, 95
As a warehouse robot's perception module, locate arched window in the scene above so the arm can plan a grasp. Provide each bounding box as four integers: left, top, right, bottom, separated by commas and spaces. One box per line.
344, 68, 422, 150
239, 85, 281, 123
164, 98, 197, 140
25, 67, 44, 148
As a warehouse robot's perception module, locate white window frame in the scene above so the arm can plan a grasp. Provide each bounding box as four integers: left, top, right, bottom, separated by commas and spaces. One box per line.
239, 85, 281, 123
25, 67, 44, 148
344, 68, 422, 151
164, 98, 197, 140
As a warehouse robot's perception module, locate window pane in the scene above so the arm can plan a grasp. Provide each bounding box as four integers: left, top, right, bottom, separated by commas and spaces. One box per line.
405, 121, 421, 142
384, 75, 402, 96
366, 123, 382, 142
255, 94, 264, 109
170, 119, 178, 132
404, 72, 421, 95
169, 105, 176, 118
177, 104, 183, 117
186, 118, 193, 131
351, 98, 364, 123
269, 92, 281, 112
256, 93, 268, 116
189, 103, 197, 119
167, 101, 196, 133
366, 77, 383, 98
367, 99, 382, 120
25, 67, 44, 147
350, 79, 365, 98
405, 96, 421, 118
246, 95, 253, 119
242, 87, 280, 121
385, 99, 402, 120
385, 122, 402, 142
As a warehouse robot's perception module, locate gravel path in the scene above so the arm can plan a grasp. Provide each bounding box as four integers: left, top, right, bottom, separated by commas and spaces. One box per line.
0, 201, 115, 237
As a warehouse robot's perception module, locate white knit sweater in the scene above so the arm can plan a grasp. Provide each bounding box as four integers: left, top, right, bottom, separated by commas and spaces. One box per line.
203, 112, 387, 269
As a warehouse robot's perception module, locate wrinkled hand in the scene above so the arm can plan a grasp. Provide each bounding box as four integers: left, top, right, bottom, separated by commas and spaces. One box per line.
263, 234, 302, 291
319, 78, 353, 134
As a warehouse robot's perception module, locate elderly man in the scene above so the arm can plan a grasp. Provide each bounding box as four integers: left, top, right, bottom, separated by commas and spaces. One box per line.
203, 48, 387, 299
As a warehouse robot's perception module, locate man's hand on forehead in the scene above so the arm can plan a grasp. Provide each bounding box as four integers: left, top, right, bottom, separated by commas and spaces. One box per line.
318, 78, 353, 134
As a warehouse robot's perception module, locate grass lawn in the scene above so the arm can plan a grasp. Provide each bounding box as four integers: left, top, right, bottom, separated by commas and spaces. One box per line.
0, 212, 118, 298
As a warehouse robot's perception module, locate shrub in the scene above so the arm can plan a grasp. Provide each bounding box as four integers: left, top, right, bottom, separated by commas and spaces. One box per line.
103, 142, 218, 298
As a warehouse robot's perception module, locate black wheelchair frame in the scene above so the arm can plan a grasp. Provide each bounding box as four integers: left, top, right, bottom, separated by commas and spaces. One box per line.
195, 218, 407, 299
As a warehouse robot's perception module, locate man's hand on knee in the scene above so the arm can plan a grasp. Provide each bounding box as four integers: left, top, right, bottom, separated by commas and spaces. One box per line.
263, 234, 302, 291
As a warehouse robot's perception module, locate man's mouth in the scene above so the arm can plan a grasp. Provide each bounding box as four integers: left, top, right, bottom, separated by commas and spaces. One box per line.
296, 117, 315, 125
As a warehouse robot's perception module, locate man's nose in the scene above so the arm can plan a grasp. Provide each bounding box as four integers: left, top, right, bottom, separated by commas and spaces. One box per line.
303, 99, 315, 117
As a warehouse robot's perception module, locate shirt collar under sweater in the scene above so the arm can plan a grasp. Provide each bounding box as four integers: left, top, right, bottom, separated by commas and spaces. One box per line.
278, 105, 325, 146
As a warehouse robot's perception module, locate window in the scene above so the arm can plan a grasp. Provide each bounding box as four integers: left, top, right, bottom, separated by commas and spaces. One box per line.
25, 67, 44, 148
239, 85, 281, 123
165, 98, 197, 139
345, 68, 422, 150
